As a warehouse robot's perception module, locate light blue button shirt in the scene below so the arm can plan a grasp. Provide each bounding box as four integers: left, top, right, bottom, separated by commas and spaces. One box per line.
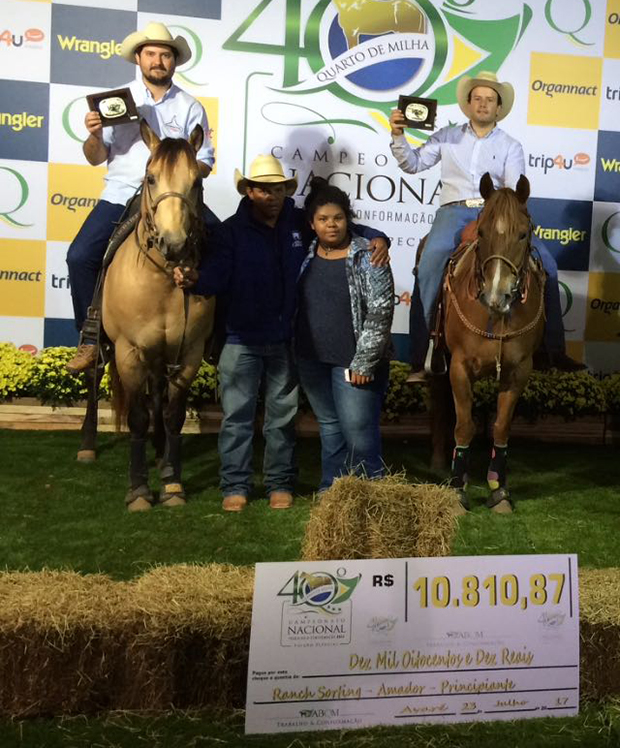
100, 78, 215, 205
390, 123, 525, 205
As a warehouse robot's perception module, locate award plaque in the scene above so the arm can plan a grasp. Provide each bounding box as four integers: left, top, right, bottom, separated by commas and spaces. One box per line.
87, 87, 139, 127
398, 95, 437, 131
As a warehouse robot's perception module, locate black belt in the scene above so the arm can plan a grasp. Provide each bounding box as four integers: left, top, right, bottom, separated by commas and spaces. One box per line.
444, 198, 485, 208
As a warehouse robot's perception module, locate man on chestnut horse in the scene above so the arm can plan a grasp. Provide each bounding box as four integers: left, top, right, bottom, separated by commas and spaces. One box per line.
389, 71, 585, 380
65, 21, 216, 374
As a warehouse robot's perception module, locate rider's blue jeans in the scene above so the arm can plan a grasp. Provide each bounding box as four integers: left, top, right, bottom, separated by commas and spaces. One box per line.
218, 342, 298, 498
410, 204, 566, 365
66, 200, 125, 331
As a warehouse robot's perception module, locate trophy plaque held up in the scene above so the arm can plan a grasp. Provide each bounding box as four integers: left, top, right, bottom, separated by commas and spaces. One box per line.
87, 87, 139, 127
398, 95, 437, 131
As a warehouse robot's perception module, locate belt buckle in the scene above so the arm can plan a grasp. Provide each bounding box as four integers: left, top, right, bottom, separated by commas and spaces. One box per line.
465, 198, 484, 209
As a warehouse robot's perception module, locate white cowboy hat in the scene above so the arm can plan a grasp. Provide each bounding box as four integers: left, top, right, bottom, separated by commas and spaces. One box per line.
120, 22, 191, 66
456, 71, 515, 121
234, 154, 298, 196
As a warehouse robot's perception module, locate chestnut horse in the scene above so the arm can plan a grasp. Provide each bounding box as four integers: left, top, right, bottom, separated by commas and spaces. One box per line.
82, 120, 214, 512
431, 173, 545, 514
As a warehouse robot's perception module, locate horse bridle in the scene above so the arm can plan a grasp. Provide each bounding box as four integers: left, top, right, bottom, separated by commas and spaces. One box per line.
141, 176, 202, 261
136, 165, 205, 386
474, 217, 534, 306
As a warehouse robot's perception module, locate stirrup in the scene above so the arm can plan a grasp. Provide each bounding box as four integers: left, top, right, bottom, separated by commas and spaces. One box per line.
78, 307, 107, 367
424, 338, 447, 376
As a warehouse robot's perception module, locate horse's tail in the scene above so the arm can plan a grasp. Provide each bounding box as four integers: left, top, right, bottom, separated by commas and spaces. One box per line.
108, 358, 127, 432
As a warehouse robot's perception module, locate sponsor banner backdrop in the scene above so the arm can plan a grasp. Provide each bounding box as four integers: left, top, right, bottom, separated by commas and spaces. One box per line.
0, 0, 51, 83
0, 160, 49, 241
0, 0, 617, 373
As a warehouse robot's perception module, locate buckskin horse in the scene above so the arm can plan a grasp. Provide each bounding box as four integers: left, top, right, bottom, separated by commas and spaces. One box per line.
79, 120, 215, 512
430, 173, 545, 514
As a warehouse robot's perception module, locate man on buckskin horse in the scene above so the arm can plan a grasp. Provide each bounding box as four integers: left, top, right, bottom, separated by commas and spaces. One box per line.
65, 22, 216, 373
389, 71, 585, 380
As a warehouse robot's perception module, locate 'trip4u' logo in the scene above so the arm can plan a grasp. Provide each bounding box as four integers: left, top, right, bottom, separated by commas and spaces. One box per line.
0, 166, 34, 228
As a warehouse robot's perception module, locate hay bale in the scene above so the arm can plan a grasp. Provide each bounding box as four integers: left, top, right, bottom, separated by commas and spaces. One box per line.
301, 475, 460, 561
0, 570, 130, 716
0, 564, 619, 716
579, 568, 620, 700
125, 564, 254, 710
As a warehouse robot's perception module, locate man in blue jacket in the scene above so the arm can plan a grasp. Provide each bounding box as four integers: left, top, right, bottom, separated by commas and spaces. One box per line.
175, 155, 389, 512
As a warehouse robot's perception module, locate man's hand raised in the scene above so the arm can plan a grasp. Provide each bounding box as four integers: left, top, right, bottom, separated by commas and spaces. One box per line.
389, 109, 406, 137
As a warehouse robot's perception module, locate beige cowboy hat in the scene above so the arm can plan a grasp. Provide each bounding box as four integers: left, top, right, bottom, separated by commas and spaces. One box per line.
456, 71, 515, 121
120, 22, 192, 66
234, 154, 298, 196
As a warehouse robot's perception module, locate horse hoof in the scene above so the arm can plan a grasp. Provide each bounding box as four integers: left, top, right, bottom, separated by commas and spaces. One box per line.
491, 499, 513, 514
77, 450, 96, 463
127, 496, 152, 513
161, 495, 187, 508
159, 483, 186, 507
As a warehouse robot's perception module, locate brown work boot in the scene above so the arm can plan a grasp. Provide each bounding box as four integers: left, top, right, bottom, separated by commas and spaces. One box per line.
66, 343, 98, 374
269, 490, 293, 510
222, 494, 247, 512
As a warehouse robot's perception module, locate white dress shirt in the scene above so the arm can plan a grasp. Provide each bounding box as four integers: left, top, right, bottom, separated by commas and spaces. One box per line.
101, 78, 215, 205
390, 122, 525, 206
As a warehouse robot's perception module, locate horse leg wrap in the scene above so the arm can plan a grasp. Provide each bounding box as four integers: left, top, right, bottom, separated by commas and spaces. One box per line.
160, 434, 182, 484
451, 446, 470, 509
129, 437, 149, 491
487, 444, 508, 491
159, 433, 186, 505
487, 444, 512, 509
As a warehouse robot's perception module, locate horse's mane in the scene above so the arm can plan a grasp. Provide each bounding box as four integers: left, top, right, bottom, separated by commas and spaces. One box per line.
479, 188, 529, 232
151, 137, 197, 173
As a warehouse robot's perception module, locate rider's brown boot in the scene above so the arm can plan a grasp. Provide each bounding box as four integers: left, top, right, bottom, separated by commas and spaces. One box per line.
66, 344, 98, 374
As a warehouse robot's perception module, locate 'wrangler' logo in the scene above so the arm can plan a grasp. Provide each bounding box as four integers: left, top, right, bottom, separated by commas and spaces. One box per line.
56, 35, 121, 60
600, 158, 620, 173
533, 226, 587, 245
0, 112, 44, 131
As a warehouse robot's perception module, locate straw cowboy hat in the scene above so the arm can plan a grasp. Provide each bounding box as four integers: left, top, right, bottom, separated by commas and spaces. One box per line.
120, 22, 192, 66
234, 154, 298, 196
456, 71, 515, 121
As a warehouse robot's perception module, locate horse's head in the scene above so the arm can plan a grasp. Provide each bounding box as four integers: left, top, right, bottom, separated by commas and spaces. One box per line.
476, 172, 532, 316
140, 119, 204, 263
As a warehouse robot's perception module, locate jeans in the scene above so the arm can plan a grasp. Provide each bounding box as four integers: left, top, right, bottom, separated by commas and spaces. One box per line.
66, 200, 126, 331
410, 204, 566, 364
218, 342, 298, 497
297, 358, 389, 491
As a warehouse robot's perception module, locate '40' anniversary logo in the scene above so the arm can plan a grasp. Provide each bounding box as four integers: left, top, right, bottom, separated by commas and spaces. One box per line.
277, 569, 361, 614
224, 0, 534, 137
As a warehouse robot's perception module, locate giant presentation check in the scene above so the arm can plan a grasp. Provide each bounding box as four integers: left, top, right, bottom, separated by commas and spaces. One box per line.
246, 554, 579, 734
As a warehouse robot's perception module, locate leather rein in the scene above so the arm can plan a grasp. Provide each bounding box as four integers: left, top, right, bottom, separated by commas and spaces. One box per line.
133, 172, 204, 386
444, 218, 546, 380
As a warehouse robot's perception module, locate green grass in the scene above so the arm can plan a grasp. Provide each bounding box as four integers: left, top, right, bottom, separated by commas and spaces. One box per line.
0, 430, 618, 576
1, 703, 619, 748
0, 428, 618, 747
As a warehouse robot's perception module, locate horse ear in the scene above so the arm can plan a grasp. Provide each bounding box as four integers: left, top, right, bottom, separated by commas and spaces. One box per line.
479, 172, 495, 200
140, 118, 160, 153
515, 174, 530, 203
189, 124, 204, 154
